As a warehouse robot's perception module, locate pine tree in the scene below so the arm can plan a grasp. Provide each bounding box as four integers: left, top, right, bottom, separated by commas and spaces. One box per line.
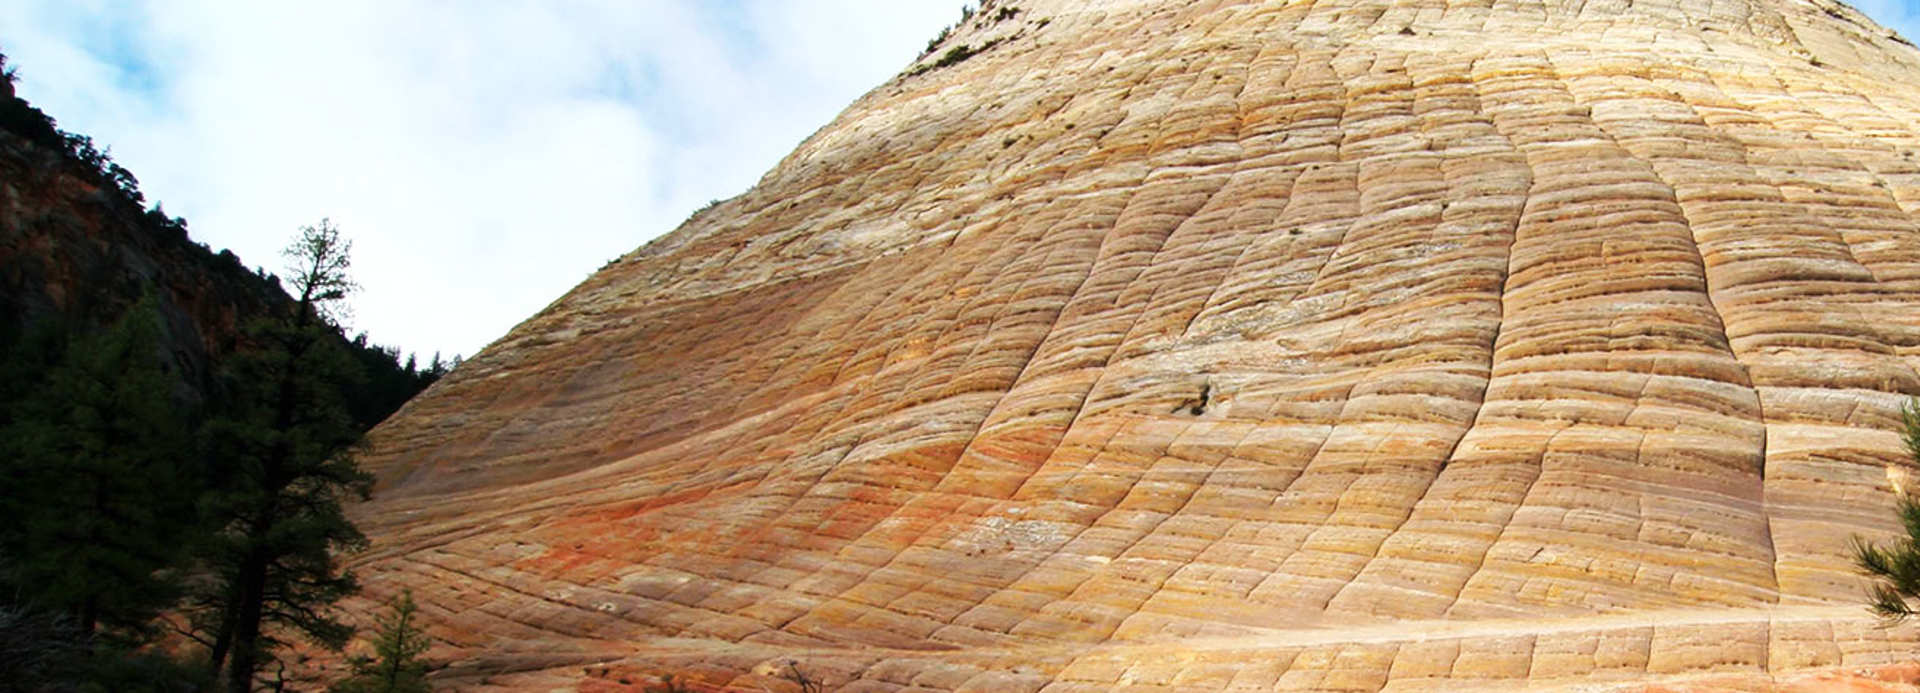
328, 591, 431, 693
1854, 398, 1920, 621
0, 296, 196, 645
198, 219, 373, 691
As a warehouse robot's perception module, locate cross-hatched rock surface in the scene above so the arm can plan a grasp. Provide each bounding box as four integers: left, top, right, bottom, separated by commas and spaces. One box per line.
350, 0, 1920, 689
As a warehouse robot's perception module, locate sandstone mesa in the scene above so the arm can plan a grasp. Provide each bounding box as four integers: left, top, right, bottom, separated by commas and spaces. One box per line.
350, 0, 1920, 689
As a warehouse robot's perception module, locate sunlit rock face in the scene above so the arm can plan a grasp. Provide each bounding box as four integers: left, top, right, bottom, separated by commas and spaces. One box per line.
351, 0, 1920, 688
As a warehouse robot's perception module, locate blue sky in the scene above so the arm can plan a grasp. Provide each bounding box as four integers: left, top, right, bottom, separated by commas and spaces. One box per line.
1858, 0, 1920, 42
2, 1, 1918, 360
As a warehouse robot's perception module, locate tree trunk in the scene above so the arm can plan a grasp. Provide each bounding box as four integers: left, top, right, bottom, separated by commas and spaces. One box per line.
78, 595, 98, 653
227, 304, 307, 693
225, 550, 268, 693
79, 466, 105, 648
208, 603, 235, 673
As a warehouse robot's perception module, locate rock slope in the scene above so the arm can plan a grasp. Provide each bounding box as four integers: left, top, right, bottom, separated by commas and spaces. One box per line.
353, 0, 1920, 688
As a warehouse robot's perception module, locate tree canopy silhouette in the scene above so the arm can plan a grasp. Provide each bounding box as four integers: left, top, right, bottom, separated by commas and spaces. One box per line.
199, 219, 374, 692
0, 296, 198, 645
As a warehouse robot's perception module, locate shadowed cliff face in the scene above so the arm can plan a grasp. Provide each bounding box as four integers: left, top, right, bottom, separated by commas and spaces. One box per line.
0, 111, 285, 400
355, 0, 1920, 688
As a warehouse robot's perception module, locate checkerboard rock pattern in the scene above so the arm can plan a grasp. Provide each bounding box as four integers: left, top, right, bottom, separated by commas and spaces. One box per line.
349, 0, 1920, 689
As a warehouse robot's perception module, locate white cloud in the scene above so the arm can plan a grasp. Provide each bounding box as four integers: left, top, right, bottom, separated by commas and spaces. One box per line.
0, 1, 956, 359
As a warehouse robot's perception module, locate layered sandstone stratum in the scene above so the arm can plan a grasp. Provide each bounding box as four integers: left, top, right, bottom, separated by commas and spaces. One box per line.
350, 0, 1920, 689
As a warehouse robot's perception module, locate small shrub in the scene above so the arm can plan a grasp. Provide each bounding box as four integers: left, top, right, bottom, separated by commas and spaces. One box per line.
912, 36, 1006, 76
923, 25, 952, 55
329, 591, 432, 693
80, 649, 217, 693
0, 604, 82, 688
684, 198, 722, 225
920, 3, 984, 56
1853, 399, 1920, 622
936, 43, 981, 68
